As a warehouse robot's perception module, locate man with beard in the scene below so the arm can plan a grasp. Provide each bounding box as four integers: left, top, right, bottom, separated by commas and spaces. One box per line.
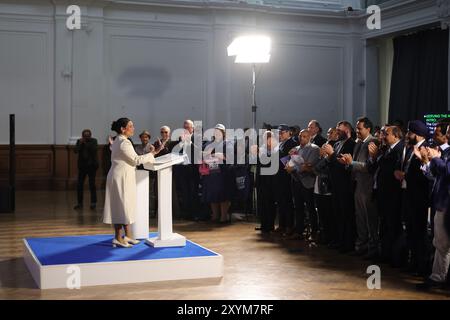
394, 121, 430, 275
308, 120, 327, 147
368, 126, 404, 264
322, 121, 356, 253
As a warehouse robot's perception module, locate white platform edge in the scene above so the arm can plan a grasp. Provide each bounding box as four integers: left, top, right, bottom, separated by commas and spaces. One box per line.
23, 239, 223, 290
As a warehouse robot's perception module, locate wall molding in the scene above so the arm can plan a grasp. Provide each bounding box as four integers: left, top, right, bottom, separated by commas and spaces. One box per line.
0, 145, 108, 190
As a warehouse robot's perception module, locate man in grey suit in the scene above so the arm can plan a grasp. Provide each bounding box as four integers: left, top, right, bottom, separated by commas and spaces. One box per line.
286, 130, 321, 240
340, 117, 379, 257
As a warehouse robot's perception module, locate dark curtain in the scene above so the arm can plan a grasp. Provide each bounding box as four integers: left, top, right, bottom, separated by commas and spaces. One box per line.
389, 28, 449, 124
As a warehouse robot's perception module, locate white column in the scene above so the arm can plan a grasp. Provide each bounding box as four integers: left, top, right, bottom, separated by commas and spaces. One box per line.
132, 170, 150, 239
157, 167, 174, 240
53, 3, 73, 144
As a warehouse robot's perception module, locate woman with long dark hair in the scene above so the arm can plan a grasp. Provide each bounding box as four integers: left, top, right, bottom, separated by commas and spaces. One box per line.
103, 118, 163, 248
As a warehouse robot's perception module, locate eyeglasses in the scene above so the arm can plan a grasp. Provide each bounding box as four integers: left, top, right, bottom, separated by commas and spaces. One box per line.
160, 131, 169, 134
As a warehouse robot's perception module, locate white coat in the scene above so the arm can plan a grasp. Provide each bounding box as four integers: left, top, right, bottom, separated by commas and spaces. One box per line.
103, 134, 155, 225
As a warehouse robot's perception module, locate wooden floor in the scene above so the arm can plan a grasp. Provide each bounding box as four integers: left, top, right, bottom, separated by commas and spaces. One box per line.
0, 190, 449, 300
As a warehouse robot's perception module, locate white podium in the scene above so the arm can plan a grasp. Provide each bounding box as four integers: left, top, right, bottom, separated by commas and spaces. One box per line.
132, 169, 151, 240
142, 153, 188, 247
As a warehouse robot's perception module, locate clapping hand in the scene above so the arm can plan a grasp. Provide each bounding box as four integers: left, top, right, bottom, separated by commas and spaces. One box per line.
285, 164, 295, 174
301, 162, 313, 173
427, 147, 441, 160
214, 152, 226, 161
339, 154, 353, 165
153, 139, 165, 155
250, 144, 258, 156
180, 131, 190, 142
394, 170, 405, 181
413, 146, 428, 164
322, 144, 334, 157
319, 146, 328, 157
368, 142, 379, 158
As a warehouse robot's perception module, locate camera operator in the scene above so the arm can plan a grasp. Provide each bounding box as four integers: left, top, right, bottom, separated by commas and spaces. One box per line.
74, 129, 99, 210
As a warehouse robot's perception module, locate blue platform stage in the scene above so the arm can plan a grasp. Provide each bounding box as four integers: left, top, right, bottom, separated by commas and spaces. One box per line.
23, 233, 223, 289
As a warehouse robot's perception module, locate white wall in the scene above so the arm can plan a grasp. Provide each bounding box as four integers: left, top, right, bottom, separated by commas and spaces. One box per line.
0, 0, 444, 144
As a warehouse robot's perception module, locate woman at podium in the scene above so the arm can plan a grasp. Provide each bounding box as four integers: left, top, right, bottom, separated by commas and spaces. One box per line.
103, 118, 163, 248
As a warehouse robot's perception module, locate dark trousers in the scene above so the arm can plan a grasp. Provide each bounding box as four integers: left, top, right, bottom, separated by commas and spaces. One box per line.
77, 167, 97, 205
174, 165, 198, 219
377, 191, 403, 262
405, 191, 429, 274
292, 179, 318, 235
315, 193, 334, 243
332, 189, 356, 251
276, 171, 294, 232
258, 175, 277, 232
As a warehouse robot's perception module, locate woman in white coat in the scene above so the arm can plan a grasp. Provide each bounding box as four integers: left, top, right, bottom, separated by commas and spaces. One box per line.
103, 118, 163, 248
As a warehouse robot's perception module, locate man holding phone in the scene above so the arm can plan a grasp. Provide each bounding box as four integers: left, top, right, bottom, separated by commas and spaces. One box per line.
74, 129, 98, 210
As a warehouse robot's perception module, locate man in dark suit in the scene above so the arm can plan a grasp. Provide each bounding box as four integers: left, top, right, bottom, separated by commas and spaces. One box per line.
173, 120, 202, 221
367, 125, 404, 264
290, 125, 301, 144
74, 129, 98, 210
308, 120, 327, 147
322, 121, 356, 253
429, 121, 450, 236
394, 121, 430, 275
275, 124, 298, 235
340, 117, 379, 257
416, 121, 450, 290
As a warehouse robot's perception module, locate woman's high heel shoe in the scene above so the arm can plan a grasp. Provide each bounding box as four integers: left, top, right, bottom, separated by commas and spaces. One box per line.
123, 236, 140, 245
112, 239, 132, 248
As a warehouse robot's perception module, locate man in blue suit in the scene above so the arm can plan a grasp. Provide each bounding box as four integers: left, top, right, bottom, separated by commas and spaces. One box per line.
417, 121, 450, 290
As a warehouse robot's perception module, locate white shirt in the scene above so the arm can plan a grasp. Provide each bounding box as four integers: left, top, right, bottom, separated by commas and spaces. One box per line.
440, 143, 449, 151
390, 140, 401, 151
402, 139, 426, 189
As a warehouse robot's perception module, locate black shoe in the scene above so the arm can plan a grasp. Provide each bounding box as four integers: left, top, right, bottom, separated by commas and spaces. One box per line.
363, 252, 379, 261
339, 247, 352, 254
287, 233, 305, 241
255, 226, 262, 231
349, 249, 367, 257
416, 279, 442, 291
74, 204, 83, 210
328, 242, 341, 249
90, 203, 96, 210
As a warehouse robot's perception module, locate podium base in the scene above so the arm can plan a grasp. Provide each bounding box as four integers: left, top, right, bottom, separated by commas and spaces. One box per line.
146, 233, 186, 248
